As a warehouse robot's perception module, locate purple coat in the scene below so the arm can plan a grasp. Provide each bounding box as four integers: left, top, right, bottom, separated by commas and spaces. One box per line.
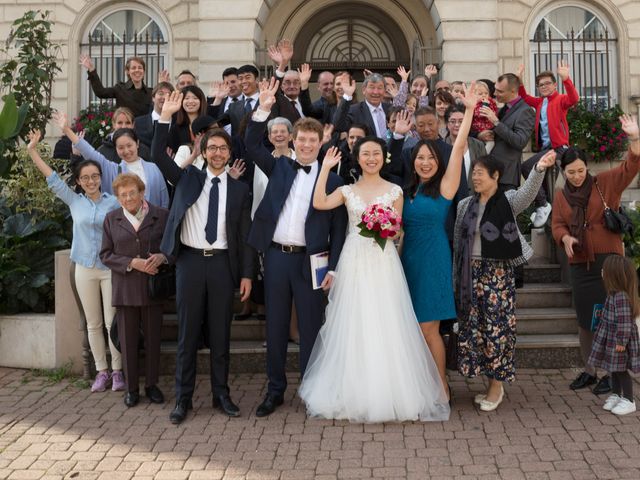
588, 291, 640, 373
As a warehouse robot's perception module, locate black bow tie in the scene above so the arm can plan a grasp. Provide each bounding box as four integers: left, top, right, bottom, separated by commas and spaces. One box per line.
293, 162, 311, 174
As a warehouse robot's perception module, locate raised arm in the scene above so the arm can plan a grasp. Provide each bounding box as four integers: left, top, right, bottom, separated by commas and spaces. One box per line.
148, 91, 184, 185
245, 77, 280, 177
441, 82, 476, 200
26, 130, 53, 178
313, 147, 346, 210
511, 150, 556, 214
80, 54, 117, 100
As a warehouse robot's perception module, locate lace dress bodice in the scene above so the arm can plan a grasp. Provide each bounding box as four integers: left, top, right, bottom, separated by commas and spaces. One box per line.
341, 184, 403, 235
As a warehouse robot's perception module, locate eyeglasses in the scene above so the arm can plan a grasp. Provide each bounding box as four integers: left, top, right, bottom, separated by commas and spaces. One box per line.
78, 174, 101, 183
117, 191, 140, 200
537, 81, 554, 87
206, 145, 229, 153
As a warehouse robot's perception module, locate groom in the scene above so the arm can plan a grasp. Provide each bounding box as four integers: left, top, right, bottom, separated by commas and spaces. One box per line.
245, 78, 347, 417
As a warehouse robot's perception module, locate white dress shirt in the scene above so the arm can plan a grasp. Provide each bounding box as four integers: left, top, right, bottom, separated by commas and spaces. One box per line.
366, 100, 386, 138
180, 169, 228, 249
272, 161, 318, 246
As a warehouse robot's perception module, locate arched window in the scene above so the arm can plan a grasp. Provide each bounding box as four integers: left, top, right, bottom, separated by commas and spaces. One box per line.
529, 5, 617, 107
80, 7, 169, 109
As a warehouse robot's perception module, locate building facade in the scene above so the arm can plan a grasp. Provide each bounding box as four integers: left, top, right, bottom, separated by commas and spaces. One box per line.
0, 0, 639, 119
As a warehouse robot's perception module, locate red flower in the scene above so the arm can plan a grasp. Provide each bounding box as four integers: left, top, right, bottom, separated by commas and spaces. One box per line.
372, 223, 381, 231
599, 145, 607, 152
380, 229, 390, 238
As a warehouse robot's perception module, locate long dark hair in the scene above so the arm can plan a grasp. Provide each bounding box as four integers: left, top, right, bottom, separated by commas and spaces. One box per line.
405, 140, 446, 199
176, 85, 207, 126
72, 159, 102, 194
602, 255, 640, 318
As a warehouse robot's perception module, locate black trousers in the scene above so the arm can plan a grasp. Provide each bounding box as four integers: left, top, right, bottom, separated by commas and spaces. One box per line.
174, 249, 234, 401
117, 305, 162, 393
264, 246, 326, 396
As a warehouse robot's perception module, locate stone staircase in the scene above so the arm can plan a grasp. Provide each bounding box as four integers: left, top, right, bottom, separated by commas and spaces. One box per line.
155, 258, 580, 374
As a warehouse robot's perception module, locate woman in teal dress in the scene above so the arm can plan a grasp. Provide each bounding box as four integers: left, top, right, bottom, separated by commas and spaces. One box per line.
400, 84, 477, 398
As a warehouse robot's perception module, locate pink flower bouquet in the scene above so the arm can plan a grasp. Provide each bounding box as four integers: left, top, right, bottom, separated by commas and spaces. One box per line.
358, 204, 402, 250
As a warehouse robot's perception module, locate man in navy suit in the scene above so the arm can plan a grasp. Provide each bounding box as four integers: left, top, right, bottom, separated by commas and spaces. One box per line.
333, 73, 390, 139
152, 91, 255, 424
245, 78, 348, 417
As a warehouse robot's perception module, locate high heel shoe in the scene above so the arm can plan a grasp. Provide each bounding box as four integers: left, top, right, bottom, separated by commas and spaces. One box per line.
479, 386, 504, 412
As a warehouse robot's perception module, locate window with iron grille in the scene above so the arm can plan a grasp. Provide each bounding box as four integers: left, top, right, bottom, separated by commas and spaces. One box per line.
529, 5, 618, 108
80, 8, 169, 109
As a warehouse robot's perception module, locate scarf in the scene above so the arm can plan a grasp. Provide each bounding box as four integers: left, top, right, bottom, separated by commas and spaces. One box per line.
455, 192, 524, 321
562, 173, 593, 262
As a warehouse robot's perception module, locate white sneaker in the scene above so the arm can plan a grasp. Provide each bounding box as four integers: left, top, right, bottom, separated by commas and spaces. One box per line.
532, 202, 552, 228
603, 394, 621, 411
611, 398, 636, 415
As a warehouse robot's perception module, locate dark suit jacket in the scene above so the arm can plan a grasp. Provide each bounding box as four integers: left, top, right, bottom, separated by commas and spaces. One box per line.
134, 113, 155, 148
213, 97, 256, 137
333, 99, 389, 136
151, 122, 254, 285
271, 90, 302, 125
100, 203, 170, 307
491, 98, 535, 187
245, 118, 348, 277
444, 134, 487, 193
299, 90, 337, 126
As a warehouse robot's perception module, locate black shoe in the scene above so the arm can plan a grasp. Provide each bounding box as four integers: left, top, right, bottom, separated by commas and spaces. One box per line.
234, 313, 252, 321
169, 398, 193, 424
213, 394, 240, 417
145, 385, 165, 404
124, 391, 139, 408
592, 375, 612, 395
255, 393, 284, 417
569, 372, 597, 390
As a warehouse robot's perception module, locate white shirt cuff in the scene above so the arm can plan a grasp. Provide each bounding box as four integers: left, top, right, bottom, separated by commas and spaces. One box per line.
327, 270, 336, 278
252, 109, 270, 122
275, 69, 286, 78
342, 94, 353, 101
392, 132, 405, 140
157, 119, 171, 125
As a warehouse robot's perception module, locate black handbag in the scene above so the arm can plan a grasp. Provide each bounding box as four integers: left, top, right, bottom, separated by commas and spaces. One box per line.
594, 179, 634, 235
148, 264, 176, 300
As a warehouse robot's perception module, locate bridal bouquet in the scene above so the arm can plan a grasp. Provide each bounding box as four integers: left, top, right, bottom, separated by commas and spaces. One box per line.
358, 204, 402, 250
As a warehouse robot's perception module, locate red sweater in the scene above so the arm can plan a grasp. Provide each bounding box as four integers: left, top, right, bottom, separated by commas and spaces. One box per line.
518, 78, 579, 149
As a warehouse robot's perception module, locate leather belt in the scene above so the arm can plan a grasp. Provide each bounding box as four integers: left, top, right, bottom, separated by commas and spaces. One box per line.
181, 245, 227, 256
271, 242, 306, 254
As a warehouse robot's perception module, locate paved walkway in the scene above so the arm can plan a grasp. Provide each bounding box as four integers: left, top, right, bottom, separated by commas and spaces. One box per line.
1, 367, 639, 480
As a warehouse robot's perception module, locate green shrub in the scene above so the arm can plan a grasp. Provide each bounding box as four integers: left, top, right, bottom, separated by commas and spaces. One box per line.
567, 101, 627, 163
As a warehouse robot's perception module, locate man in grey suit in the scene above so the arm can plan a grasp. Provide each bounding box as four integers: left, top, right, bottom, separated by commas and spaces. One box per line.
477, 73, 535, 190
333, 73, 390, 139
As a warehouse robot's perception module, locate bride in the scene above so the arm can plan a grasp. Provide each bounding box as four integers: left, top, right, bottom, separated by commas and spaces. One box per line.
298, 134, 451, 423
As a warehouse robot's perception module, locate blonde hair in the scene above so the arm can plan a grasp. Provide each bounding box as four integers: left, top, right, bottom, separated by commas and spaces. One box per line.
112, 107, 135, 126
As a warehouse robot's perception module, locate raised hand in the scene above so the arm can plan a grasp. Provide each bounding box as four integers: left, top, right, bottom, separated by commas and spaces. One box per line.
209, 80, 229, 99
386, 82, 399, 99
72, 131, 85, 156
424, 64, 438, 78
537, 150, 557, 170
516, 64, 525, 80
341, 74, 356, 97
557, 59, 571, 81
620, 114, 640, 139
394, 110, 413, 136
322, 123, 334, 145
479, 104, 498, 125
228, 159, 247, 179
158, 69, 170, 83
52, 111, 69, 131
363, 68, 373, 78
162, 90, 184, 119
397, 66, 411, 82
460, 82, 478, 110
26, 130, 41, 151
420, 84, 429, 98
258, 77, 280, 112
298, 63, 312, 89
79, 54, 95, 72
321, 146, 342, 170
267, 45, 283, 66
278, 39, 294, 65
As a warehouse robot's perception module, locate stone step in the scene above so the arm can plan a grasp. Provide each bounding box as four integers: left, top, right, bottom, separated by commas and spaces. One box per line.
516, 307, 577, 334
161, 315, 266, 341
523, 263, 562, 283
155, 333, 581, 375
515, 282, 572, 309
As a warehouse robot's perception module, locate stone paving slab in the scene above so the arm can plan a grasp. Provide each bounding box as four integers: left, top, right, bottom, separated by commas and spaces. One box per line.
1, 367, 639, 479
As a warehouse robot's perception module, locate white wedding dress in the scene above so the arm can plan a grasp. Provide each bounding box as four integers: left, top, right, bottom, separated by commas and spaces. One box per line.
298, 184, 450, 423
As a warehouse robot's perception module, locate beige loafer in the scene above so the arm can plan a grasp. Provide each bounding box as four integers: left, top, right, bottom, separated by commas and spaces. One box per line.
479, 386, 504, 412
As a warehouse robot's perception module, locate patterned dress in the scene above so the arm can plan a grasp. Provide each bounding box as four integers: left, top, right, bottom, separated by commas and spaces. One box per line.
588, 291, 640, 373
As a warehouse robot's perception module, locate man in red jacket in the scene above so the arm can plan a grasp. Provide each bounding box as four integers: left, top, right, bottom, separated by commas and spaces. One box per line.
518, 60, 579, 227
